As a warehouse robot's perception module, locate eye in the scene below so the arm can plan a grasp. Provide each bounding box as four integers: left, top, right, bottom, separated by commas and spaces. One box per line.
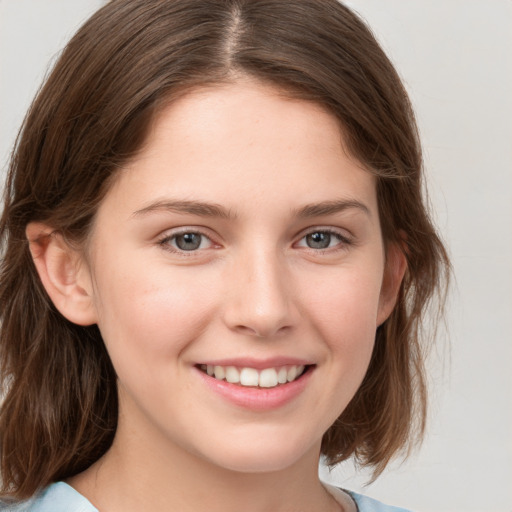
296, 229, 350, 250
159, 231, 213, 252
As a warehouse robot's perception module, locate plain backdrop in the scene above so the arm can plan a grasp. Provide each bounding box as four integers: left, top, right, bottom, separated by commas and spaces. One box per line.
1, 1, 511, 511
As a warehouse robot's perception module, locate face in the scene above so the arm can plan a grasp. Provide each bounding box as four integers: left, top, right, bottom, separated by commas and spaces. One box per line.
82, 81, 400, 474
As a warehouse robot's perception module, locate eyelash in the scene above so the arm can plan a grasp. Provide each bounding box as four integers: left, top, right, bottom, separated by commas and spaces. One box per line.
157, 227, 352, 256
295, 228, 353, 253
157, 229, 216, 255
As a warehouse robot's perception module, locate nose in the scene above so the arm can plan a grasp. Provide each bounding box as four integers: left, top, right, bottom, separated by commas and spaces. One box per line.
222, 247, 298, 338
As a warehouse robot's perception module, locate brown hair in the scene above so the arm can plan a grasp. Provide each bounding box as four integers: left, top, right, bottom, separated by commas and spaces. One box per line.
0, 0, 449, 500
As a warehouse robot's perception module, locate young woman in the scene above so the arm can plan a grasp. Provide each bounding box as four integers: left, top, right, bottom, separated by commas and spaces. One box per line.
0, 1, 449, 511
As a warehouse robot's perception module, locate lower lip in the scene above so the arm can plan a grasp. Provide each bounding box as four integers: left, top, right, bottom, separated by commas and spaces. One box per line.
195, 367, 313, 411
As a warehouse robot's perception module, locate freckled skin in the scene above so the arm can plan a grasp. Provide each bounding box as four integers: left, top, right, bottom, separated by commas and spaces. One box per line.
68, 80, 401, 512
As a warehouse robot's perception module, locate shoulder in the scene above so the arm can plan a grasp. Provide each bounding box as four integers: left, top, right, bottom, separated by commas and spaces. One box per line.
324, 483, 415, 512
349, 490, 415, 512
0, 482, 98, 512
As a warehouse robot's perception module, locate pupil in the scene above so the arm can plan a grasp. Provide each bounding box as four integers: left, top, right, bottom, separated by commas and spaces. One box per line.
307, 232, 330, 249
176, 233, 201, 251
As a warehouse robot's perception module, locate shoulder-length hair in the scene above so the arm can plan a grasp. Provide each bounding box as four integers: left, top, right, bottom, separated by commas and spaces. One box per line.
0, 0, 449, 500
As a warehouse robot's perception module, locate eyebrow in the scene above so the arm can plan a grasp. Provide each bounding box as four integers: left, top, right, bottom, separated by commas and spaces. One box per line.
294, 199, 370, 218
132, 200, 235, 219
132, 198, 370, 220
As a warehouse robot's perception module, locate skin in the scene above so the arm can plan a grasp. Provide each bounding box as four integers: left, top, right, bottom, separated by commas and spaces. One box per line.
28, 80, 405, 512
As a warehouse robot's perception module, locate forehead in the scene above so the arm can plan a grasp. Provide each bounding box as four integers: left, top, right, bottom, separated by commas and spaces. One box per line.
99, 80, 377, 219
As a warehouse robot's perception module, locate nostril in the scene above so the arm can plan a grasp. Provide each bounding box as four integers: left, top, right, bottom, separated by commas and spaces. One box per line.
234, 323, 291, 338
234, 325, 261, 336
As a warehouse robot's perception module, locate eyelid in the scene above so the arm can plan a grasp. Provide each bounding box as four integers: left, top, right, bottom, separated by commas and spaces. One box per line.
155, 225, 353, 256
157, 226, 221, 255
294, 226, 353, 250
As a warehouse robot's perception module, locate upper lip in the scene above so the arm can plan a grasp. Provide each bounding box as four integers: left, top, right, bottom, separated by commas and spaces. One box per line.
196, 357, 313, 369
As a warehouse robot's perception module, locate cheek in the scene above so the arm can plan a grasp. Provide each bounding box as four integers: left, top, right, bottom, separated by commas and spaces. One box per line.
292, 269, 383, 429
92, 264, 215, 366
301, 266, 382, 355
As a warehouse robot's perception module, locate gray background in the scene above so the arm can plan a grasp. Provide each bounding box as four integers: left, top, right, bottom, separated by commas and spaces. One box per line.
1, 1, 511, 511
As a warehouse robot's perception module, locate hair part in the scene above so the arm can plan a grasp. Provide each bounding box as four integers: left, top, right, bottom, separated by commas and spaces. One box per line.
0, 0, 450, 500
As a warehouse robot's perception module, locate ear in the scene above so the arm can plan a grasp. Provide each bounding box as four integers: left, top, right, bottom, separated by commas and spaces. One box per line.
26, 222, 97, 326
376, 241, 407, 326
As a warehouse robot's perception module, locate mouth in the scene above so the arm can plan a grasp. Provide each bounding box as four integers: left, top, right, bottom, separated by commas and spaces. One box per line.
196, 364, 313, 389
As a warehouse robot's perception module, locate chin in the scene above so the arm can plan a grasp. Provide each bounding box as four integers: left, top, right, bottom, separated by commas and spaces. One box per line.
200, 437, 318, 475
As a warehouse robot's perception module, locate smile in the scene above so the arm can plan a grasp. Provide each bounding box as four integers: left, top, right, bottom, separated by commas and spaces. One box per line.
198, 364, 308, 388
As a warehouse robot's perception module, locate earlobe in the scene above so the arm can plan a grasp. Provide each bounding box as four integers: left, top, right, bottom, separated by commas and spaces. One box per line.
26, 222, 97, 326
377, 242, 407, 326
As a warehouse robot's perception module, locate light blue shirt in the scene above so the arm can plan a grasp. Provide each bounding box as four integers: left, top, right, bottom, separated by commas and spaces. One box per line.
1, 482, 414, 512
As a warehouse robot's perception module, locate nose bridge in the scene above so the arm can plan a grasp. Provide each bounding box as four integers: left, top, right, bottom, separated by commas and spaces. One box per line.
223, 242, 295, 338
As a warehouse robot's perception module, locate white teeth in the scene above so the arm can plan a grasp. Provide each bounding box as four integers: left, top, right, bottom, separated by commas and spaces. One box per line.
205, 364, 307, 388
287, 366, 297, 382
240, 368, 259, 386
259, 368, 278, 388
225, 366, 240, 384
277, 367, 288, 384
213, 365, 225, 380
